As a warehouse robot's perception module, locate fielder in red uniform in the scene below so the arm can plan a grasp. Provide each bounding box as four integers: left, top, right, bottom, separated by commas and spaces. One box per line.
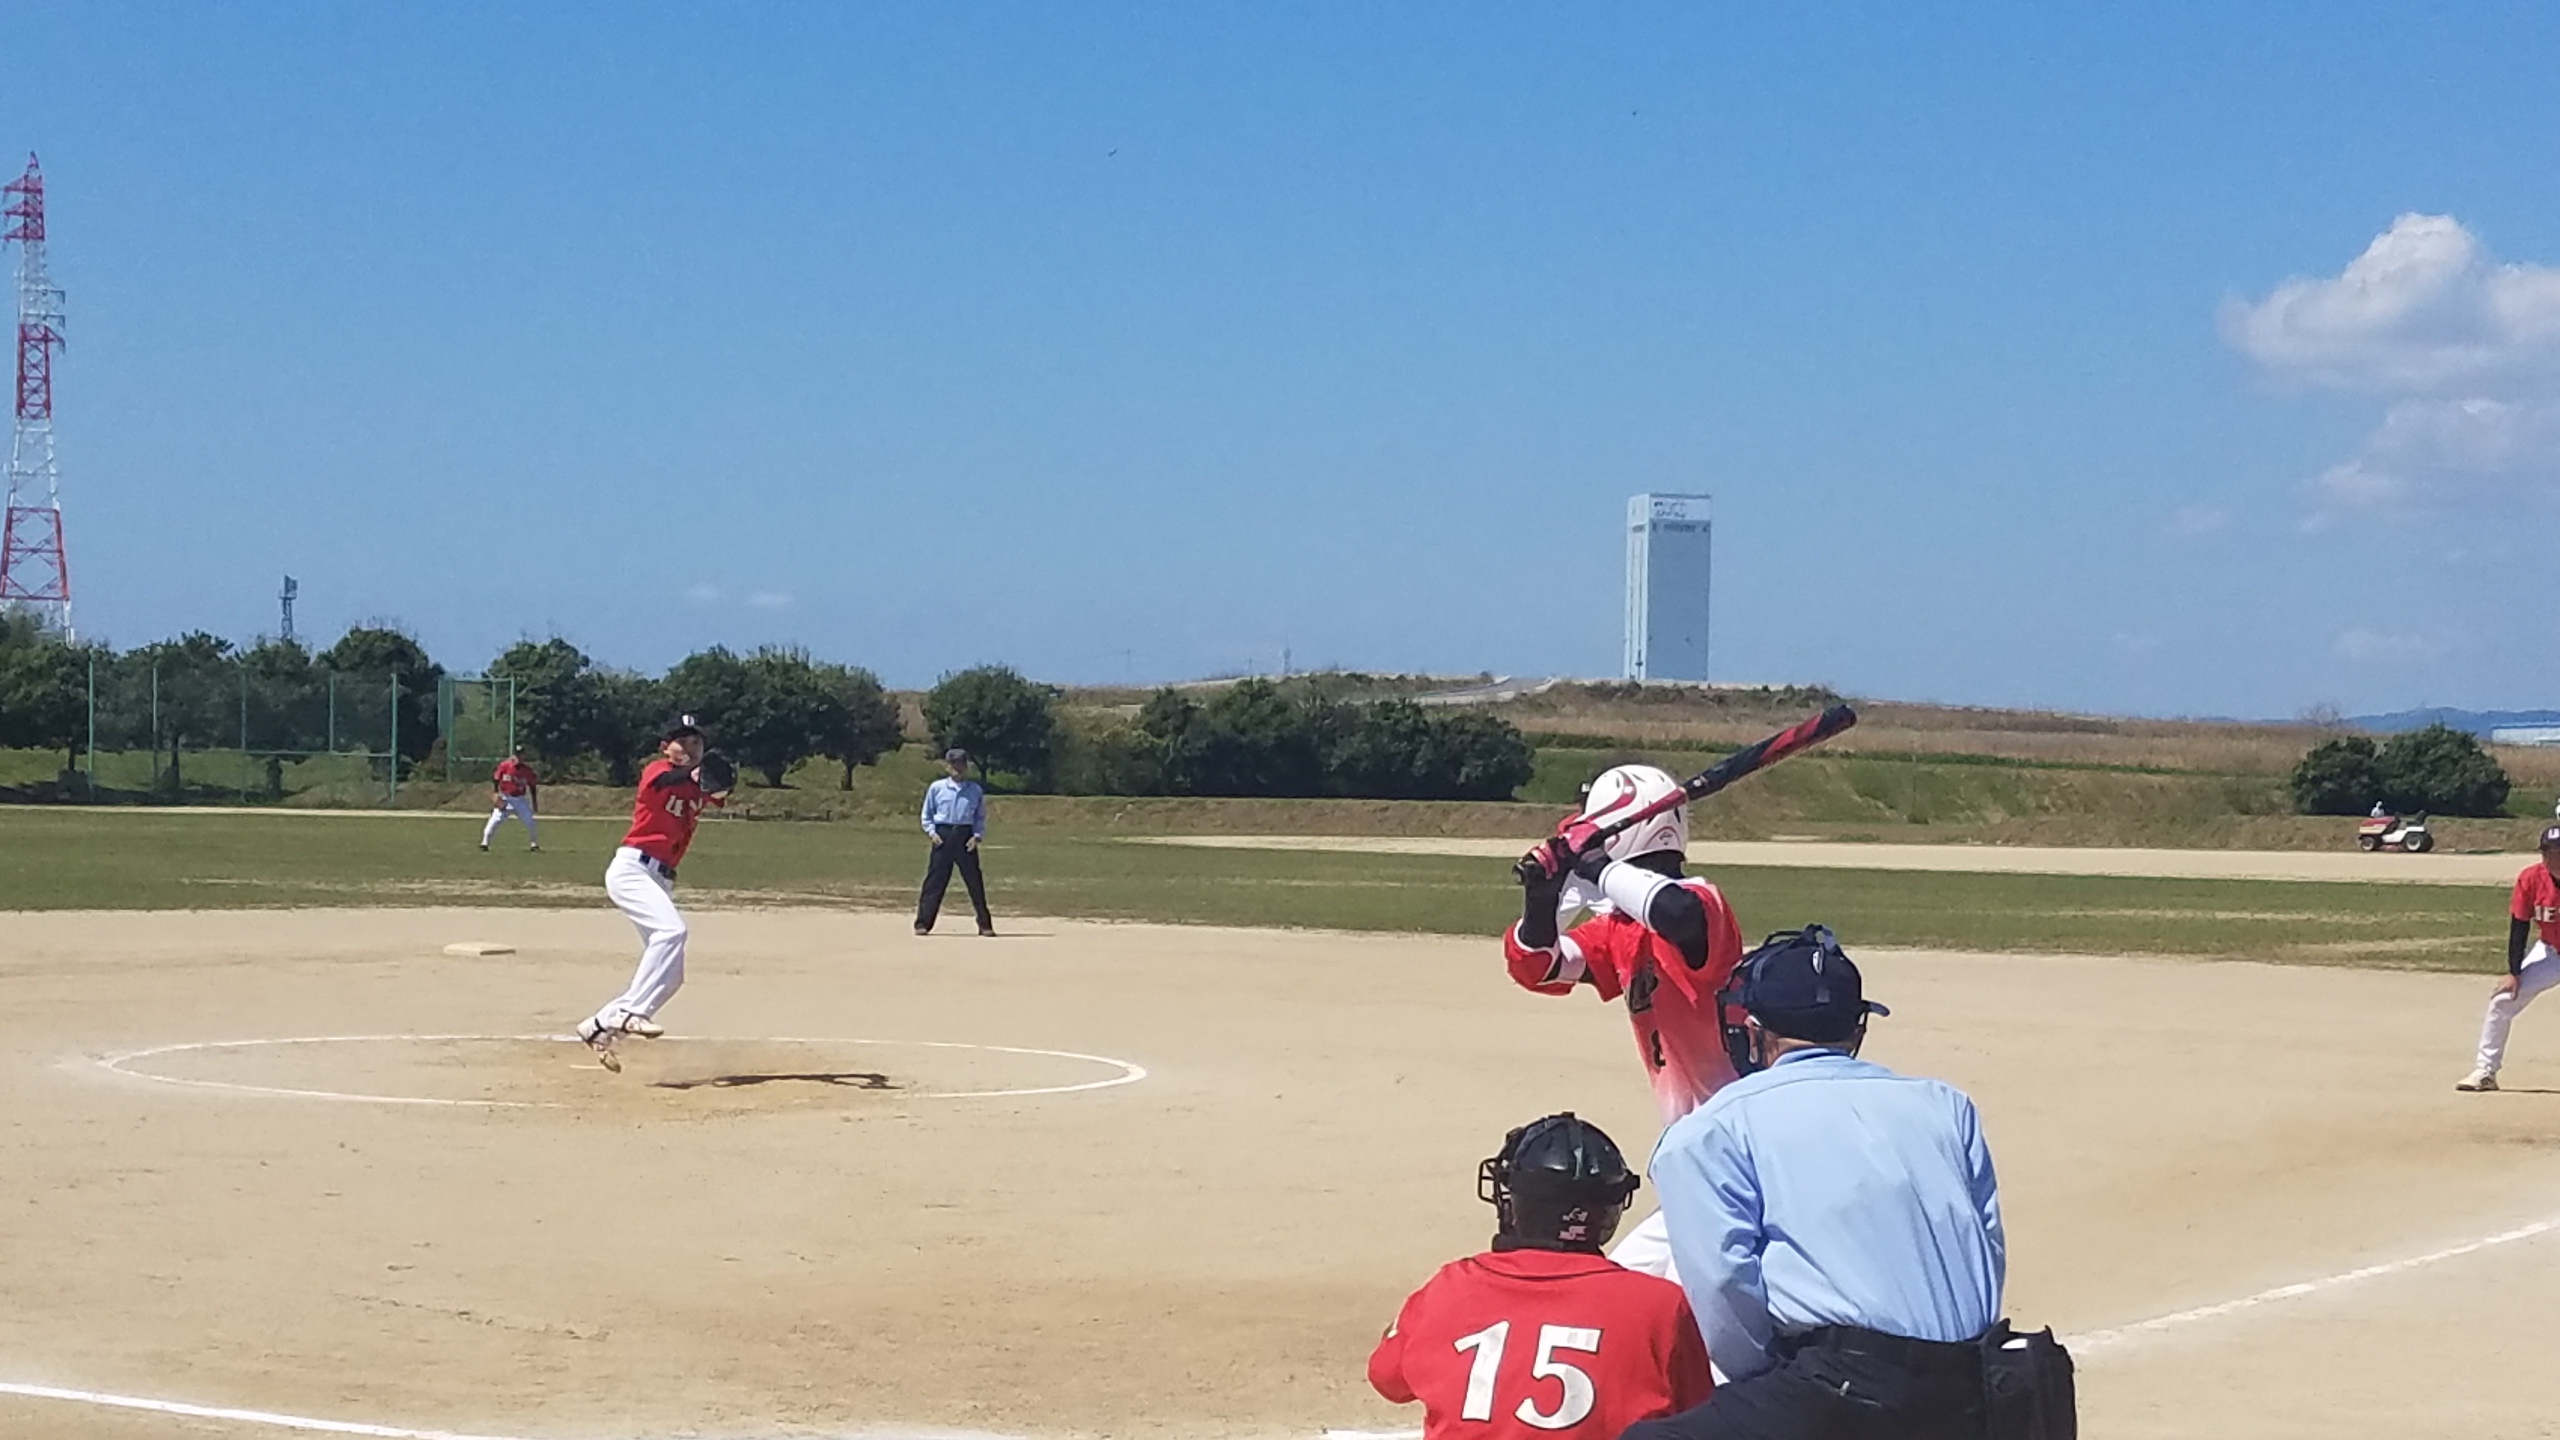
574, 717, 730, 1071
2458, 825, 2560, 1091
1505, 764, 1747, 1279
480, 750, 540, 852
1369, 1113, 1714, 1440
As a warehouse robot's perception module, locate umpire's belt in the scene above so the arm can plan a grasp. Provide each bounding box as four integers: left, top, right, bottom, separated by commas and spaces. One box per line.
1774, 1325, 1985, 1373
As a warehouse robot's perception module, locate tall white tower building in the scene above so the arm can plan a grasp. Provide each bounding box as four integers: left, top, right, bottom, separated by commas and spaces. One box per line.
1623, 493, 1711, 681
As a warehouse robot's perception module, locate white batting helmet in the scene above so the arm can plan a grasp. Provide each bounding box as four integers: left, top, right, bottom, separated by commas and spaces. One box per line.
1579, 764, 1688, 864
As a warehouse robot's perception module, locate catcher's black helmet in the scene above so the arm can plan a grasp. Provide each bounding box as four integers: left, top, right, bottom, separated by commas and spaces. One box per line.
1479, 1112, 1640, 1248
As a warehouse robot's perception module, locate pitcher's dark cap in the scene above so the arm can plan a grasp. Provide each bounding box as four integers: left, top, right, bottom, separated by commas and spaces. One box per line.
2540, 825, 2560, 851
660, 714, 705, 742
1734, 925, 1889, 1043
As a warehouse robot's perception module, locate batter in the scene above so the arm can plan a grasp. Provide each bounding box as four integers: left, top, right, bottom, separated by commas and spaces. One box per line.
1505, 764, 1747, 1280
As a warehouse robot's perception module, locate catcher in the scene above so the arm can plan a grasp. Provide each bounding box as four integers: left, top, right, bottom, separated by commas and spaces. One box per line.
1368, 1112, 1715, 1440
1505, 764, 1748, 1278
575, 716, 736, 1071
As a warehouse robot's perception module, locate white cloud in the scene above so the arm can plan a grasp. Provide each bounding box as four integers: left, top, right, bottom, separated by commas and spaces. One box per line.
2332, 627, 2443, 665
746, 591, 793, 610
2226, 215, 2560, 514
685, 583, 722, 604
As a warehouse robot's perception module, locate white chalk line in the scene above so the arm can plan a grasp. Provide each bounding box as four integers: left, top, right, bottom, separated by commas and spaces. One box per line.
92, 1035, 1148, 1108
9, 1214, 2552, 1439
0, 1379, 530, 1439
2068, 1211, 2560, 1352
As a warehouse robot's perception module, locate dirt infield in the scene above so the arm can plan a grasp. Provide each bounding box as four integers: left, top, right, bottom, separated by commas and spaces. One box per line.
4, 908, 2557, 1440
1135, 835, 2530, 886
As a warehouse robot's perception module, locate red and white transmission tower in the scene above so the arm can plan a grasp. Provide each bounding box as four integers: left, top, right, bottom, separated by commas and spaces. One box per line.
2, 153, 71, 634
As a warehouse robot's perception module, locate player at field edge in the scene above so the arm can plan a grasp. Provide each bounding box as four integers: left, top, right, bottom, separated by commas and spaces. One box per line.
2456, 823, 2560, 1092
1368, 1112, 1714, 1440
574, 717, 730, 1072
479, 748, 540, 852
1505, 764, 1747, 1280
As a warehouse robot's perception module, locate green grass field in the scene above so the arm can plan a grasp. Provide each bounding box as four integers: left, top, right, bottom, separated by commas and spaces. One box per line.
0, 808, 2506, 972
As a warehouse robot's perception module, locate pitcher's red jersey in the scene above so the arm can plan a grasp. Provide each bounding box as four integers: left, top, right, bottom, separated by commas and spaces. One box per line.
493, 757, 536, 796
1505, 879, 1746, 1123
622, 760, 714, 867
1368, 1248, 1712, 1440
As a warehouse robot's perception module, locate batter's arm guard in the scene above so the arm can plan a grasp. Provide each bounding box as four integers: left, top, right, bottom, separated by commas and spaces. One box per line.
1505, 922, 1592, 996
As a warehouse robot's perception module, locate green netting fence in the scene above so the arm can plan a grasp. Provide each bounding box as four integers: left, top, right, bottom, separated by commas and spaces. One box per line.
52, 660, 514, 805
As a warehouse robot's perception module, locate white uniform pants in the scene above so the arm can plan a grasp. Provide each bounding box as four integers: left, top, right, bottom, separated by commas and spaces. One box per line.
1610, 1208, 1679, 1283
482, 794, 538, 848
2476, 941, 2560, 1075
591, 847, 686, 1029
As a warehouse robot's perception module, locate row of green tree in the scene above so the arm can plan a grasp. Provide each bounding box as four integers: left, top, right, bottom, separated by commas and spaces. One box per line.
924, 670, 1536, 801
1, 618, 1539, 802
2289, 724, 2513, 817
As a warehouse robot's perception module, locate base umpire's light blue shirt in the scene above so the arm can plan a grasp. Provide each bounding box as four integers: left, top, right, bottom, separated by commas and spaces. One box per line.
1652, 1048, 2005, 1380
920, 776, 987, 837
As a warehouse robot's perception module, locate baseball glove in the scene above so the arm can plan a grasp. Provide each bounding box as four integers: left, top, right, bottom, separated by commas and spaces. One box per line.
694, 751, 739, 795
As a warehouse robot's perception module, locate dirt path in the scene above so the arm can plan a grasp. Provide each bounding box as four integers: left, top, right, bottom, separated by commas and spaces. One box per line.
1134, 834, 2529, 886
1, 908, 2552, 1439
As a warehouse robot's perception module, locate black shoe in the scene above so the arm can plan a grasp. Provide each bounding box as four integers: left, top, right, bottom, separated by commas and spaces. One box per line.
914, 925, 931, 936
977, 925, 996, 937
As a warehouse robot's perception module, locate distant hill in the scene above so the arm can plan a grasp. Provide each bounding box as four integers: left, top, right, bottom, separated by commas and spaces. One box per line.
2349, 707, 2560, 737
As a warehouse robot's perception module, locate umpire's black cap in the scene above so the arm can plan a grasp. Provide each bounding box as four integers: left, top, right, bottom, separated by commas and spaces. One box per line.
1733, 925, 1889, 1043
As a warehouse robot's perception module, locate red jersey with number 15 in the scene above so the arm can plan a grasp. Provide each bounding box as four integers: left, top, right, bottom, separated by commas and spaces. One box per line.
622, 759, 716, 867
1368, 1248, 1713, 1440
2514, 863, 2560, 948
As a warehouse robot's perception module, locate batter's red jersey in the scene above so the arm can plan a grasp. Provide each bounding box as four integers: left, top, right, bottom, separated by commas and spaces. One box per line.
492, 757, 536, 796
2514, 864, 2560, 947
1368, 1248, 1713, 1440
1505, 879, 1746, 1123
622, 759, 717, 867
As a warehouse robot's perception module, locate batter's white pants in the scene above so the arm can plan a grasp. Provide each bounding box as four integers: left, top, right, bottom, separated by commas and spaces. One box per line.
1610, 1208, 1680, 1284
2475, 941, 2560, 1076
590, 847, 686, 1030
481, 795, 538, 848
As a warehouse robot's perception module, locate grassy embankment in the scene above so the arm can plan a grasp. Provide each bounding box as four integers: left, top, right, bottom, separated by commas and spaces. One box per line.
0, 808, 2506, 972
10, 680, 2560, 850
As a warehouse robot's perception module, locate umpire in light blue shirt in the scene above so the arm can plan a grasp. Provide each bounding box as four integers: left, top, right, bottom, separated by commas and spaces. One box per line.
1625, 926, 2074, 1440
915, 748, 995, 937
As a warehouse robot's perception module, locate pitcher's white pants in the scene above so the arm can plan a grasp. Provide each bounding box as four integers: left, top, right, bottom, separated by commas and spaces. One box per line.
590, 847, 686, 1030
481, 795, 538, 848
2476, 941, 2560, 1075
1610, 1208, 1680, 1283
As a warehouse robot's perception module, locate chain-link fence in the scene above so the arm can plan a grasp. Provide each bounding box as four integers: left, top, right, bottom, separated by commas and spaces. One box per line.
439, 676, 519, 782
53, 658, 511, 805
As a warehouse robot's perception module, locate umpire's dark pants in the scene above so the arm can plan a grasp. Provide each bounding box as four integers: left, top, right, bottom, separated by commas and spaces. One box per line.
915, 824, 993, 932
1622, 1325, 2073, 1440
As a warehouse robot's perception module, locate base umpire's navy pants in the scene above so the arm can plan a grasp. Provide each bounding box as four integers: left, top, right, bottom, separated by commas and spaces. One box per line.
916, 824, 993, 932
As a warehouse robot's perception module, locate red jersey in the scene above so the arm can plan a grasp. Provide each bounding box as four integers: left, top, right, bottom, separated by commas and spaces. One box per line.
2513, 863, 2560, 948
492, 757, 536, 796
621, 759, 716, 867
1368, 1248, 1712, 1440
1505, 879, 1746, 1123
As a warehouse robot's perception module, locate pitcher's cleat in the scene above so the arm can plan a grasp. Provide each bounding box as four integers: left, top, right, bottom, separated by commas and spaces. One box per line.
2456, 1069, 2498, 1092
616, 1015, 665, 1039
575, 1018, 623, 1072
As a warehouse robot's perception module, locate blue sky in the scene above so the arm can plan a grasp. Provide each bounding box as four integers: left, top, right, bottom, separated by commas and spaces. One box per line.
4, 3, 2558, 716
